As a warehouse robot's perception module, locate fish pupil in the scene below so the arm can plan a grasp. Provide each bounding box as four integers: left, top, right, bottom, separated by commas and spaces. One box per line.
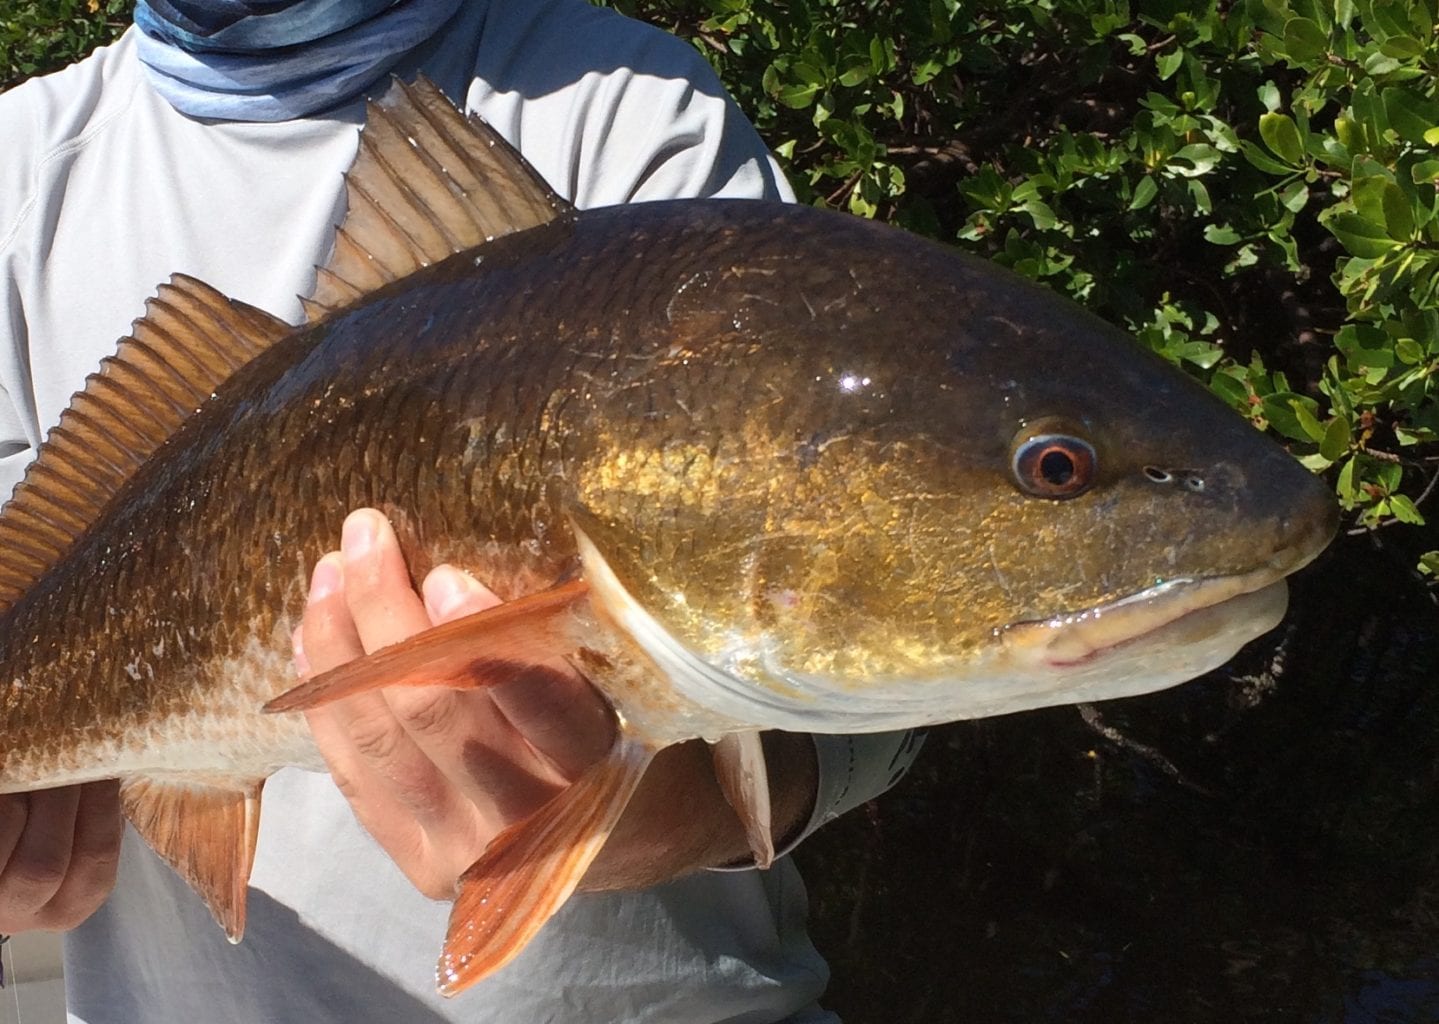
1039, 449, 1075, 484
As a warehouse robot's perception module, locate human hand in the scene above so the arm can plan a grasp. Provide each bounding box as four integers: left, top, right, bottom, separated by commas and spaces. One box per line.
295, 508, 819, 898
295, 509, 615, 898
0, 781, 122, 932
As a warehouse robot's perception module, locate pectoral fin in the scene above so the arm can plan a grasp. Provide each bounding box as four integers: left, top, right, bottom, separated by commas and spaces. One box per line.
120, 776, 264, 941
264, 579, 589, 713
711, 731, 775, 869
437, 736, 655, 996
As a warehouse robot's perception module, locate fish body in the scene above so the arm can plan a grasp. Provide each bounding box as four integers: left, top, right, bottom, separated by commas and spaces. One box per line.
0, 81, 1336, 991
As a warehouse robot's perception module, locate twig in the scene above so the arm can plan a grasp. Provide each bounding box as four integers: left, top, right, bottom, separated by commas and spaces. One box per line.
1076, 704, 1214, 796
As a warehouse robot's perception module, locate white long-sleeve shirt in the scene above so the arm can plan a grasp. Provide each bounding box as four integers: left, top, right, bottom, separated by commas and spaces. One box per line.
0, 3, 920, 1020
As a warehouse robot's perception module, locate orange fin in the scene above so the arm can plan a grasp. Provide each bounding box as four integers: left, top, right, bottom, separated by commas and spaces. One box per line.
120, 775, 264, 942
711, 731, 775, 869
263, 579, 589, 713
436, 737, 655, 995
304, 77, 570, 320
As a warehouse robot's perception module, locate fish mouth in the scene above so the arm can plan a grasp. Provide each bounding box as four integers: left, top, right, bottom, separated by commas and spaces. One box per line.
998, 530, 1328, 672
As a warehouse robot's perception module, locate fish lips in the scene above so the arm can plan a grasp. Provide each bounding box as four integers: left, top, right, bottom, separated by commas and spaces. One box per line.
996, 527, 1330, 684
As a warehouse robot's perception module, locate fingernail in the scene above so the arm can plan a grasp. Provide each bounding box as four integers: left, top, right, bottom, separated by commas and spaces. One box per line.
424, 565, 481, 619
342, 510, 377, 561
308, 554, 342, 603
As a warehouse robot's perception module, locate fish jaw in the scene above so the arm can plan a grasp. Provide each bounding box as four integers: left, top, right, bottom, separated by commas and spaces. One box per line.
575, 514, 1330, 735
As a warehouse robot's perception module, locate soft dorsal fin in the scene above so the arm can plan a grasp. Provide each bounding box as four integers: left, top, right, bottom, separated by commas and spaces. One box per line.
0, 276, 290, 612
120, 775, 265, 942
303, 77, 572, 321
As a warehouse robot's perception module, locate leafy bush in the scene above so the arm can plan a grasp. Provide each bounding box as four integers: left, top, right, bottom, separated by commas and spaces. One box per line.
7, 0, 1438, 580
1, 1, 131, 87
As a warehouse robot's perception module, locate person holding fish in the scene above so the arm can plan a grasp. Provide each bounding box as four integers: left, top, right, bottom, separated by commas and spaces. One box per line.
0, 1, 923, 1021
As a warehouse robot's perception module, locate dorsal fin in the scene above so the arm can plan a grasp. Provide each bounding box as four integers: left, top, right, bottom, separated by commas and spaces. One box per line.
0, 276, 289, 612
302, 76, 572, 321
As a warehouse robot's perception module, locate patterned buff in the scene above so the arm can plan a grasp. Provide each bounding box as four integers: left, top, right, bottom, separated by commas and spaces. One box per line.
132, 0, 466, 121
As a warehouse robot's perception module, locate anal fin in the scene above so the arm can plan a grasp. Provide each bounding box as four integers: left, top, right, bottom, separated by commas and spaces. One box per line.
437, 737, 655, 996
264, 579, 589, 713
120, 775, 264, 942
711, 731, 775, 869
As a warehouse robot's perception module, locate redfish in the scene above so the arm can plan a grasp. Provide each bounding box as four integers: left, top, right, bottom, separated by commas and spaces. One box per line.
0, 80, 1336, 995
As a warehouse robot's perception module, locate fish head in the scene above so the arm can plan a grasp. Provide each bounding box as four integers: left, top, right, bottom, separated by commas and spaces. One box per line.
571, 205, 1338, 733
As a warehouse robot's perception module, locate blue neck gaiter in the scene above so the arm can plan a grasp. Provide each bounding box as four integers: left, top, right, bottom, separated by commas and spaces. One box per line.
133, 0, 466, 121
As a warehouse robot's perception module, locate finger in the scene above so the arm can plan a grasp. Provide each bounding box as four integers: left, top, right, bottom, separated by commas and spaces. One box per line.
34, 780, 121, 929
0, 795, 26, 878
0, 787, 81, 924
300, 554, 444, 852
422, 564, 501, 622
339, 509, 431, 651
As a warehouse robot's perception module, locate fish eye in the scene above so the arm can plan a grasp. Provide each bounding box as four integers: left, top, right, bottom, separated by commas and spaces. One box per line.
1011, 433, 1097, 499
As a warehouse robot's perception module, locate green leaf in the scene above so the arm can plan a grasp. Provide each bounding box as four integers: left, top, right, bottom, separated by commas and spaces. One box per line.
1323, 211, 1404, 256
1156, 49, 1184, 80
1130, 175, 1159, 210
1282, 17, 1328, 64
1420, 551, 1439, 576
1205, 223, 1242, 244
1257, 80, 1282, 113
1396, 337, 1425, 363
1291, 400, 1327, 441
1389, 494, 1425, 524
1319, 415, 1352, 461
1379, 35, 1423, 59
1352, 176, 1415, 240
1382, 87, 1439, 145
1241, 140, 1299, 176
1279, 178, 1310, 212
1412, 160, 1439, 184
776, 82, 821, 109
1259, 112, 1305, 165
1188, 178, 1213, 213
1263, 391, 1322, 441
1336, 457, 1359, 502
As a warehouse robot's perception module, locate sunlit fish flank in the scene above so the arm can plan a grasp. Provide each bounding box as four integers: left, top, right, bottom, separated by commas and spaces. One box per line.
0, 79, 1337, 995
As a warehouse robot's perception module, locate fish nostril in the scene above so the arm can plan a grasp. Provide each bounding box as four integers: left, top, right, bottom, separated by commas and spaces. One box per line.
1143, 466, 1172, 484
1181, 474, 1205, 493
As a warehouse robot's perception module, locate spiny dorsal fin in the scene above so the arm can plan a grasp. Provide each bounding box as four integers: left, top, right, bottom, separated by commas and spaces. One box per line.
303, 76, 572, 321
121, 775, 265, 942
0, 276, 290, 612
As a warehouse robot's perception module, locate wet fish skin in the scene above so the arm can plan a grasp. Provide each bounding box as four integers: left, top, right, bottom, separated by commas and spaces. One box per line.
0, 199, 1335, 789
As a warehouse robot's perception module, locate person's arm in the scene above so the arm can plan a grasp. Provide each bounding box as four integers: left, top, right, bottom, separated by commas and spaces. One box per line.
297, 509, 818, 897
